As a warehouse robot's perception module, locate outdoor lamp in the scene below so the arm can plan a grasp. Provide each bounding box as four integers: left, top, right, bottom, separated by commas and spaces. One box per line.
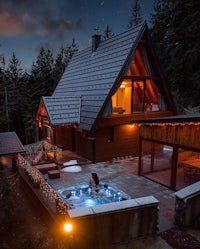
130, 121, 135, 127
64, 222, 73, 233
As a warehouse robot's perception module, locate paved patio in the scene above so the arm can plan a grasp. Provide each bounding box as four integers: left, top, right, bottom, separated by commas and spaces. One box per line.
47, 153, 175, 233
22, 149, 200, 248
3, 143, 200, 248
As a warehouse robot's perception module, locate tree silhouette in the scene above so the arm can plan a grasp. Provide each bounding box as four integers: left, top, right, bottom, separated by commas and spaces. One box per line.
151, 0, 200, 111
127, 0, 143, 29
102, 25, 115, 40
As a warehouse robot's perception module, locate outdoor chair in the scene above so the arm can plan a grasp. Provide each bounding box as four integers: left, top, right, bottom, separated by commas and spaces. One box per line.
183, 165, 198, 184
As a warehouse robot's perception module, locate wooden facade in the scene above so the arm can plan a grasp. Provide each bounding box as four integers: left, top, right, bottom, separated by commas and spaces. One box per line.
139, 124, 200, 149
53, 126, 76, 151
76, 124, 139, 163
137, 116, 200, 190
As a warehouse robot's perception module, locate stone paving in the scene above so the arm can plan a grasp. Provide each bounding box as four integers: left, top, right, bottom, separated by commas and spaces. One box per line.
19, 145, 199, 248
47, 156, 175, 233
40, 153, 200, 248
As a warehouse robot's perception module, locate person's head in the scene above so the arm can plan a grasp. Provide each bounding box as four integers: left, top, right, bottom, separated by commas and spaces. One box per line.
91, 173, 99, 185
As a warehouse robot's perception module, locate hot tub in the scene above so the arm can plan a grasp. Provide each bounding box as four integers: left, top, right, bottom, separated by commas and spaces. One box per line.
57, 182, 130, 209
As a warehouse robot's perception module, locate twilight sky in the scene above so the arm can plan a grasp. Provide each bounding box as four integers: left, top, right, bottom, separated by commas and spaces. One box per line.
0, 0, 154, 70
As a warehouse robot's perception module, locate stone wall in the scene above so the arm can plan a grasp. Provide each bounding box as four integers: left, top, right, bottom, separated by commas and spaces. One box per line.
174, 181, 200, 227
66, 196, 159, 249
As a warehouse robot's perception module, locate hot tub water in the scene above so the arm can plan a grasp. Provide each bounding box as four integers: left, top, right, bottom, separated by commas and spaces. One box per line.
57, 182, 130, 209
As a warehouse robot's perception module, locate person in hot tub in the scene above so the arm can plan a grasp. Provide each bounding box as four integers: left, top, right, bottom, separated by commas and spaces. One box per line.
89, 173, 100, 193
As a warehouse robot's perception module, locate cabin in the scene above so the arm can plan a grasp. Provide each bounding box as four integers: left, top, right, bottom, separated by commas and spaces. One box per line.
0, 131, 25, 172
135, 114, 200, 190
36, 23, 176, 163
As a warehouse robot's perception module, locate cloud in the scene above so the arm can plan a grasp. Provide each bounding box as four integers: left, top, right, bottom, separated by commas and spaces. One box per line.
0, 0, 84, 38
0, 9, 27, 36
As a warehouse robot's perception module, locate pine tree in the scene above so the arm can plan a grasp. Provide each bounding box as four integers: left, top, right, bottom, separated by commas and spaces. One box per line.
127, 0, 143, 29
0, 56, 7, 130
22, 65, 46, 144
5, 53, 23, 133
34, 48, 54, 96
151, 0, 200, 110
53, 39, 78, 89
102, 25, 115, 40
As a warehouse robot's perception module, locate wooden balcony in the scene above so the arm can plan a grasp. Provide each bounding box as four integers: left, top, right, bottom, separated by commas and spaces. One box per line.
98, 111, 174, 128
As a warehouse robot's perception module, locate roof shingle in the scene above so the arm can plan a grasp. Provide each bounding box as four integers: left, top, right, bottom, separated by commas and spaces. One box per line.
42, 96, 81, 125
52, 23, 146, 131
0, 132, 25, 156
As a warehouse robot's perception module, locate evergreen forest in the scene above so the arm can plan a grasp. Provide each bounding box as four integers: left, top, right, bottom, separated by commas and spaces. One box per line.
0, 0, 200, 144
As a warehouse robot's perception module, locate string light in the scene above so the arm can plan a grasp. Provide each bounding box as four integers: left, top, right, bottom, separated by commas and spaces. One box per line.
136, 122, 200, 127
18, 153, 69, 215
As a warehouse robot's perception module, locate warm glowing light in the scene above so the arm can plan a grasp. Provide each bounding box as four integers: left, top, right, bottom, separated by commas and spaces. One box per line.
64, 222, 73, 232
0, 156, 8, 165
130, 121, 135, 127
138, 122, 200, 127
120, 81, 126, 88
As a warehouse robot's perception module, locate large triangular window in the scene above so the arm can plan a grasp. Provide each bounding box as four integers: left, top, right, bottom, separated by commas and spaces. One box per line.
111, 44, 167, 115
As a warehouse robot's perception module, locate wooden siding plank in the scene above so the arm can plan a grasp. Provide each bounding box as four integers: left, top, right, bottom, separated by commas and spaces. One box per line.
140, 124, 200, 150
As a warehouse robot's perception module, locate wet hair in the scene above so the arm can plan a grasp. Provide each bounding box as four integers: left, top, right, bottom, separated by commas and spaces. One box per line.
91, 173, 99, 185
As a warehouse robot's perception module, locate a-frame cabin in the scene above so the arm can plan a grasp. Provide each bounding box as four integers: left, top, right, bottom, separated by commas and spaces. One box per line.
36, 23, 176, 162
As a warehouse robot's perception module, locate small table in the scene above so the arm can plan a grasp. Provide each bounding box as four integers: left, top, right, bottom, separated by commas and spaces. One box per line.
183, 159, 200, 169
182, 159, 200, 183
35, 163, 57, 174
48, 170, 60, 179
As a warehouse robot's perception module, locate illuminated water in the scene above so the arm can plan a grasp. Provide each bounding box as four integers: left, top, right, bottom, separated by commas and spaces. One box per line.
57, 182, 130, 209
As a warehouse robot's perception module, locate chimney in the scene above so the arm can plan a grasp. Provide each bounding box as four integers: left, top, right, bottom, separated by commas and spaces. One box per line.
92, 34, 101, 52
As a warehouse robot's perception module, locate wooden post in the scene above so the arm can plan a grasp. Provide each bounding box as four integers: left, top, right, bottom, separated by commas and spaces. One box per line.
92, 138, 96, 163
170, 146, 178, 190
150, 142, 155, 172
138, 137, 142, 175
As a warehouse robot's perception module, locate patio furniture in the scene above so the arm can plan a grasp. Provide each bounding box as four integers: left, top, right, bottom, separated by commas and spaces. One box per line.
183, 165, 199, 184
183, 159, 200, 184
35, 163, 57, 174
112, 107, 125, 114
48, 169, 60, 179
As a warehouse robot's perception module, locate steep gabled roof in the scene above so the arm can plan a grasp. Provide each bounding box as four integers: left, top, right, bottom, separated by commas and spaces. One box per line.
53, 23, 146, 131
0, 132, 25, 156
41, 96, 81, 126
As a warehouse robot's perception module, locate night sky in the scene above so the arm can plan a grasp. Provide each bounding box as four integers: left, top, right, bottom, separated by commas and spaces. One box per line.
0, 0, 154, 70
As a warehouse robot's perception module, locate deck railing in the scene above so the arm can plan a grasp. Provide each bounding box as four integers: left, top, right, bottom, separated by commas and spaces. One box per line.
17, 154, 68, 215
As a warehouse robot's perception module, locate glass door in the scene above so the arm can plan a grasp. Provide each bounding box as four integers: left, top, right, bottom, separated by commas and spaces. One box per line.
141, 140, 173, 188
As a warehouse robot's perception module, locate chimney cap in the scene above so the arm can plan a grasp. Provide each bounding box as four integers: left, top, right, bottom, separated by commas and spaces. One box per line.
94, 26, 99, 35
